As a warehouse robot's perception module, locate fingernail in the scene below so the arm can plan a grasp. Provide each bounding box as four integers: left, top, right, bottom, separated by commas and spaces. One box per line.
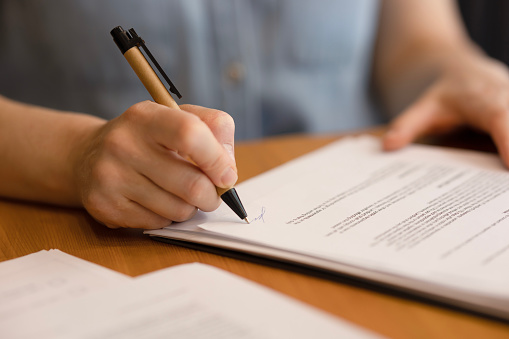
223, 143, 235, 160
221, 167, 238, 188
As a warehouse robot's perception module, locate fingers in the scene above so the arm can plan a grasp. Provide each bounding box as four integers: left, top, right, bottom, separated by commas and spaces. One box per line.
380, 51, 509, 170
82, 171, 175, 230
384, 85, 509, 168
383, 93, 440, 151
139, 102, 238, 188
180, 104, 236, 161
485, 107, 509, 168
180, 105, 235, 144
383, 88, 461, 151
134, 149, 222, 212
123, 170, 199, 222
82, 154, 216, 229
93, 200, 174, 230
77, 101, 236, 229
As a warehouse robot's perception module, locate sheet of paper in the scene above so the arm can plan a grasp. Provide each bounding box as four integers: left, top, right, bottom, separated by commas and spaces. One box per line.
148, 136, 509, 310
3, 261, 381, 339
0, 249, 129, 322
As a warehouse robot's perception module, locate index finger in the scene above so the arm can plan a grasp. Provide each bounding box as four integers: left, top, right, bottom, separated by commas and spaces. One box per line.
485, 107, 509, 168
144, 103, 238, 189
180, 104, 236, 163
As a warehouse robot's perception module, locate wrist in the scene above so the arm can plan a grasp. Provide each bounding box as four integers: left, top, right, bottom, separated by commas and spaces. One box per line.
64, 114, 106, 207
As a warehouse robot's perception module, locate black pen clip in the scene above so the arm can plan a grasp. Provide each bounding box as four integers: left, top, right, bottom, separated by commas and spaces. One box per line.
110, 26, 182, 99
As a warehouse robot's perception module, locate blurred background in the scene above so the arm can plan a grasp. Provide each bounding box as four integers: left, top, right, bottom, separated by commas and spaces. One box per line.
458, 0, 509, 67
1, 1, 508, 141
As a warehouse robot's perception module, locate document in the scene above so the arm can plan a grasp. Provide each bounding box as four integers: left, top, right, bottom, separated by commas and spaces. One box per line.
147, 136, 509, 319
0, 249, 129, 321
0, 251, 380, 338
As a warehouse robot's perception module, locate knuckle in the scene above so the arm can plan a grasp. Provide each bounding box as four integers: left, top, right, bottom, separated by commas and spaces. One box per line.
199, 196, 222, 212
175, 115, 205, 153
206, 110, 235, 137
459, 82, 491, 105
83, 191, 118, 225
211, 110, 235, 128
201, 151, 225, 173
171, 204, 197, 222
82, 164, 124, 223
82, 190, 102, 214
178, 104, 195, 111
183, 175, 213, 204
102, 128, 131, 159
89, 161, 119, 187
124, 101, 154, 122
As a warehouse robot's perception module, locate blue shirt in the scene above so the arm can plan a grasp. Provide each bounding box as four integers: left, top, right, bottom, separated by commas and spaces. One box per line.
0, 0, 383, 140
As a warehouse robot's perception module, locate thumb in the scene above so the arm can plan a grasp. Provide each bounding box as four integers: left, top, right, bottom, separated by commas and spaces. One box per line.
383, 92, 444, 151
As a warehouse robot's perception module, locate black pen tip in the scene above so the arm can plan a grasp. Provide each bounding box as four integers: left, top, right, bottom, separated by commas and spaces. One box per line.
220, 188, 248, 221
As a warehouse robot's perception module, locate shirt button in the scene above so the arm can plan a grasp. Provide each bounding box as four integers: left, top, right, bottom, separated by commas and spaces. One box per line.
225, 61, 245, 83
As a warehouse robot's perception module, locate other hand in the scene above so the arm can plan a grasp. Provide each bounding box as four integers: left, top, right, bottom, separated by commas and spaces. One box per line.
383, 52, 509, 167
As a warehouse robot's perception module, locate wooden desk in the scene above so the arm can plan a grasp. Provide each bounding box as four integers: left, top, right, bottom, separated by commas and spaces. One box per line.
1, 129, 508, 338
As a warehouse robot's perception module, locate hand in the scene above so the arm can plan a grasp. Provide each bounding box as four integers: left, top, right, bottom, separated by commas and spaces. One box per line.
73, 102, 237, 229
383, 51, 509, 166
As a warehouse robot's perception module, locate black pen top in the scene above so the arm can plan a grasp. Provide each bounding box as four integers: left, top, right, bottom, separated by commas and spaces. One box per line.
110, 26, 143, 55
110, 26, 182, 99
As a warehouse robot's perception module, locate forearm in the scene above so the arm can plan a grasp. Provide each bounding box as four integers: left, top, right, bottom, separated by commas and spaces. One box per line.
0, 96, 105, 206
373, 0, 479, 115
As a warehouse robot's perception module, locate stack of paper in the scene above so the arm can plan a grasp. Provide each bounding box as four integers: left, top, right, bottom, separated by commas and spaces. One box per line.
147, 136, 509, 319
0, 250, 380, 338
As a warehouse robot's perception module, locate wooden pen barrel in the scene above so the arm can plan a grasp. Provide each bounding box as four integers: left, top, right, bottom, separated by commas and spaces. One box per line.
123, 47, 181, 110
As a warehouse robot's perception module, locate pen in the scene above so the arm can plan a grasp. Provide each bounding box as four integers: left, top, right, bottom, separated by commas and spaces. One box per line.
110, 26, 249, 224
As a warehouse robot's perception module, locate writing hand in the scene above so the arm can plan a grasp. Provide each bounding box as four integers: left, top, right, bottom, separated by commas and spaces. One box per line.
74, 101, 237, 229
383, 52, 509, 167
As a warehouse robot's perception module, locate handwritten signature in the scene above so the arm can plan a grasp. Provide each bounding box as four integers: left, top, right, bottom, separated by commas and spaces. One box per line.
252, 206, 266, 223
